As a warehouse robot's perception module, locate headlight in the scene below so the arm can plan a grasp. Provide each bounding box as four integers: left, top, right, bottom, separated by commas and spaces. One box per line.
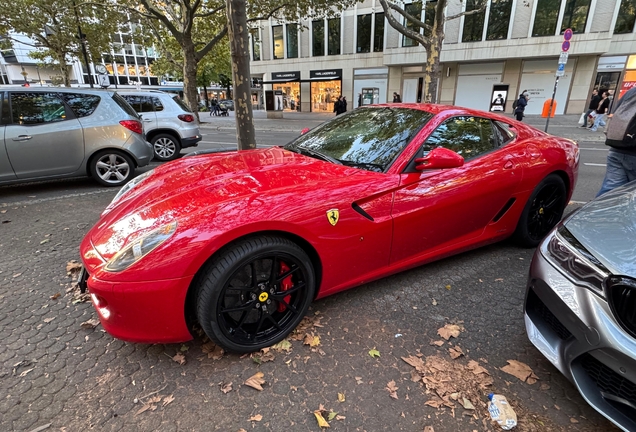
105, 169, 155, 212
545, 225, 609, 295
105, 221, 177, 272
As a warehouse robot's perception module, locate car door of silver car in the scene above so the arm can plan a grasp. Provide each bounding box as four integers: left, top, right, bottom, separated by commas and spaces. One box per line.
0, 91, 18, 182
5, 92, 84, 179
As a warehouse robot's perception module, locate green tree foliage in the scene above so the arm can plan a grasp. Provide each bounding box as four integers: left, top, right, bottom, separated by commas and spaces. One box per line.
0, 0, 126, 86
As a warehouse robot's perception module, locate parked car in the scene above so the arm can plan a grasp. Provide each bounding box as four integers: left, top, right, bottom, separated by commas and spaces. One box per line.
525, 181, 636, 432
119, 90, 202, 161
78, 104, 578, 352
218, 99, 234, 111
0, 87, 153, 187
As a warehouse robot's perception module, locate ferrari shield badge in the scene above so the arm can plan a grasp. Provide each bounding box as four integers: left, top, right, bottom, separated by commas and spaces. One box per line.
326, 209, 339, 226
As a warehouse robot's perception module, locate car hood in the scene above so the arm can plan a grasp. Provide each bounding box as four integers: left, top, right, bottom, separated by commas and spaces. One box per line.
565, 181, 636, 276
91, 147, 366, 260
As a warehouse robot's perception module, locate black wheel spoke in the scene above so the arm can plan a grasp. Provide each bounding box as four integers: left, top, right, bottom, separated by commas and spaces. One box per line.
254, 308, 267, 336
221, 300, 255, 314
277, 298, 299, 314
272, 282, 305, 298
266, 314, 282, 330
276, 265, 301, 283
268, 256, 278, 285
251, 262, 258, 288
236, 311, 249, 330
227, 285, 255, 292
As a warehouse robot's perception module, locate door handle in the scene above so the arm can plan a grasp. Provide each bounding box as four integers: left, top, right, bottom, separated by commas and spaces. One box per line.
142, 119, 153, 122
503, 160, 514, 170
12, 135, 32, 142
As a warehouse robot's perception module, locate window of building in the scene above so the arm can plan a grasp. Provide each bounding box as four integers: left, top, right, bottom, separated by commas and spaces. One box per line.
10, 93, 67, 125
402, 2, 422, 47
615, 0, 636, 33
328, 18, 341, 55
250, 28, 261, 61
423, 2, 436, 38
273, 25, 284, 59
561, 0, 591, 34
532, 0, 561, 36
462, 0, 486, 42
287, 24, 298, 58
374, 12, 385, 52
357, 14, 372, 53
486, 0, 513, 40
312, 20, 325, 56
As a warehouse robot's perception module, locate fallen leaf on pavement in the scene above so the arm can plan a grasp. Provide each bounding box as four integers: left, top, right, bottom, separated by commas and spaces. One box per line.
303, 333, 320, 347
570, 418, 579, 423
430, 340, 445, 347
80, 319, 99, 329
238, 429, 247, 432
501, 360, 539, 384
220, 382, 233, 394
19, 368, 34, 377
172, 353, 186, 365
355, 377, 363, 385
445, 284, 451, 290
462, 397, 475, 410
328, 411, 337, 421
386, 380, 399, 399
337, 392, 345, 402
244, 372, 266, 391
12, 273, 22, 278
368, 348, 380, 358
201, 342, 224, 360
437, 324, 461, 340
424, 427, 435, 432
50, 293, 61, 300
336, 415, 346, 420
135, 404, 152, 415
271, 339, 292, 352
449, 346, 464, 359
248, 414, 262, 422
66, 261, 82, 274
162, 394, 175, 406
43, 317, 55, 323
466, 360, 489, 376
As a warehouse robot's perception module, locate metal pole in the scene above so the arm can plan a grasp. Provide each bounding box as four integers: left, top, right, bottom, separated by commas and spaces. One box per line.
71, 0, 93, 88
544, 76, 559, 133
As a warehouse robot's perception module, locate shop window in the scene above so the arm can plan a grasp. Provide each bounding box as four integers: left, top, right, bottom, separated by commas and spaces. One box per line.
328, 18, 340, 55
311, 81, 341, 113
312, 20, 325, 56
462, 0, 486, 42
273, 25, 284, 59
402, 2, 422, 47
486, 0, 512, 40
614, 0, 636, 34
287, 24, 298, 59
374, 13, 385, 52
250, 28, 261, 61
532, 0, 560, 37
357, 14, 372, 53
273, 83, 301, 111
561, 0, 590, 34
423, 2, 436, 38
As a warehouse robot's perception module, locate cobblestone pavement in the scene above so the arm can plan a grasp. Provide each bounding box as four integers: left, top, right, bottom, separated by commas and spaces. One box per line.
0, 179, 617, 432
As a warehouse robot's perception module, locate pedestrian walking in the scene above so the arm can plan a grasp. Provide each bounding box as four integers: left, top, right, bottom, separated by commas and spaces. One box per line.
581, 89, 600, 127
358, 93, 362, 108
589, 90, 610, 131
514, 91, 529, 121
393, 92, 402, 103
596, 86, 636, 196
333, 96, 343, 115
342, 96, 348, 113
210, 98, 219, 116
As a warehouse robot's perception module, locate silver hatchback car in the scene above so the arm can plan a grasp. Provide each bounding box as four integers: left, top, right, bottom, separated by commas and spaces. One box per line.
0, 87, 153, 187
525, 181, 636, 431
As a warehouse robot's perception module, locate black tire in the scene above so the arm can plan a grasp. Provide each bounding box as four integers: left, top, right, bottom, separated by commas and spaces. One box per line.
89, 150, 135, 187
513, 174, 567, 248
151, 133, 181, 161
197, 236, 316, 353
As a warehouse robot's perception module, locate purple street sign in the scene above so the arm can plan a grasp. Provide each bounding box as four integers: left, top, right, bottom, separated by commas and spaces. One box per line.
562, 40, 571, 52
564, 28, 573, 41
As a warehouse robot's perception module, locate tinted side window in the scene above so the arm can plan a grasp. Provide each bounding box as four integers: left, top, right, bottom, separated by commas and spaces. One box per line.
140, 96, 155, 112
10, 92, 67, 125
172, 95, 191, 112
60, 93, 100, 117
152, 97, 164, 112
112, 93, 140, 118
122, 95, 142, 112
423, 116, 496, 160
1, 92, 9, 125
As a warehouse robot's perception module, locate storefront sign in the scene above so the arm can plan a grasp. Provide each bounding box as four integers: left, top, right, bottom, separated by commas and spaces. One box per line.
272, 71, 300, 81
620, 71, 636, 98
310, 69, 342, 79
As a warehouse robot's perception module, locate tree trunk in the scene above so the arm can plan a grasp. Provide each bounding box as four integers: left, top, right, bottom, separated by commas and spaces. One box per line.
226, 0, 256, 150
62, 64, 70, 87
423, 0, 447, 103
182, 39, 200, 120
203, 84, 209, 107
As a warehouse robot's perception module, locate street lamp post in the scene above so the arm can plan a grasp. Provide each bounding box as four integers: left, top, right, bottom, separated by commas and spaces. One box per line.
71, 0, 93, 88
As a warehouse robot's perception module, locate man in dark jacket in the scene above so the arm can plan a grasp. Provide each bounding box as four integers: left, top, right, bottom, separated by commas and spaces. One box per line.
581, 89, 600, 127
589, 90, 610, 131
514, 92, 529, 121
393, 92, 402, 103
597, 87, 636, 196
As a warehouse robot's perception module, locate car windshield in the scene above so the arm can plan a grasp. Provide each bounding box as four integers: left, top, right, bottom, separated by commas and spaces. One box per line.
284, 107, 432, 172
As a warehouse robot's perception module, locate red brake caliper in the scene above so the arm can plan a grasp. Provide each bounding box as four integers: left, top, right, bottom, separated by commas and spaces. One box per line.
277, 261, 293, 312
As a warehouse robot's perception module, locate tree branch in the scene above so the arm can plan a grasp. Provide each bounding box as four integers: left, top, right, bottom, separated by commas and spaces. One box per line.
195, 26, 228, 61
380, 0, 433, 35
445, 1, 487, 22
247, 4, 291, 23
378, 0, 430, 50
137, 0, 184, 41
194, 4, 225, 18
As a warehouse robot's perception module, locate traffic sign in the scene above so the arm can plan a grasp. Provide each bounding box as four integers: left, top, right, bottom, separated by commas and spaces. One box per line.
556, 63, 565, 77
563, 28, 573, 41
562, 40, 570, 52
559, 52, 569, 64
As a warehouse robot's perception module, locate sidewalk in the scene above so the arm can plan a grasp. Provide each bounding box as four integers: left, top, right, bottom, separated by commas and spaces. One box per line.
199, 110, 607, 143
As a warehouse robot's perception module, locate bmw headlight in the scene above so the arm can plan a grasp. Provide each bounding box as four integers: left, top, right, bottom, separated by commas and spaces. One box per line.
545, 225, 609, 295
105, 221, 177, 272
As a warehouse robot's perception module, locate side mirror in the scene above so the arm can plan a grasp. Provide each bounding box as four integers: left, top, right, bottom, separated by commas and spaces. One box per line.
300, 127, 310, 135
415, 147, 464, 170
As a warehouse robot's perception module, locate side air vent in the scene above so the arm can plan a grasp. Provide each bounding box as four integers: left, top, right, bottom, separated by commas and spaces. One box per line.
352, 203, 374, 221
492, 198, 516, 223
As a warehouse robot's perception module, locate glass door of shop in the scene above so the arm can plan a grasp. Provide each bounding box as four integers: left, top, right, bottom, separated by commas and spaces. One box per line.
310, 81, 342, 113
273, 83, 300, 111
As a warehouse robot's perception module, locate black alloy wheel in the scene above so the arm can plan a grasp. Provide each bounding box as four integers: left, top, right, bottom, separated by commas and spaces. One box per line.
197, 236, 315, 353
513, 174, 567, 248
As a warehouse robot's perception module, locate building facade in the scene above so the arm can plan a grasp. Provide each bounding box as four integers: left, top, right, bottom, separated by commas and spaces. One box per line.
249, 0, 636, 115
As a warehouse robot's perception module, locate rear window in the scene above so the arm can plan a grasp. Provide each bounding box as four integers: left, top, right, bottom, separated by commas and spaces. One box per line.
60, 93, 101, 117
112, 93, 140, 118
172, 95, 191, 113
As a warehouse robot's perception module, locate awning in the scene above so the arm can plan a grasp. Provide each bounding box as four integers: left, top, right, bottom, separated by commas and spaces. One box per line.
261, 78, 300, 84
299, 76, 341, 82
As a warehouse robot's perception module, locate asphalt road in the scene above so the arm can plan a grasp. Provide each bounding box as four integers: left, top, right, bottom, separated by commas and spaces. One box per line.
0, 126, 617, 431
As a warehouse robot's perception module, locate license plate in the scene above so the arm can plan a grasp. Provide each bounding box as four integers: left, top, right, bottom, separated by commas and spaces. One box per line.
77, 266, 88, 293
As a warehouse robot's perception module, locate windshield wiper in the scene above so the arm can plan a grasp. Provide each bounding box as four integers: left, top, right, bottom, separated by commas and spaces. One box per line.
338, 160, 385, 172
296, 147, 342, 165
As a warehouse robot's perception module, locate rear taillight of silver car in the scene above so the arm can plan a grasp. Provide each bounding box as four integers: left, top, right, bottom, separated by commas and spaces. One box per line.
178, 114, 195, 122
119, 120, 143, 134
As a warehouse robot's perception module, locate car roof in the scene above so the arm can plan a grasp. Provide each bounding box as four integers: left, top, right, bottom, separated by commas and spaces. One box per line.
367, 103, 521, 125
116, 90, 174, 96
0, 86, 115, 96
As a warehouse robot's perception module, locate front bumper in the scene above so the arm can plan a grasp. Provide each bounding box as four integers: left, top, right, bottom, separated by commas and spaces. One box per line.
125, 133, 154, 167
525, 239, 636, 431
181, 135, 202, 148
85, 271, 194, 344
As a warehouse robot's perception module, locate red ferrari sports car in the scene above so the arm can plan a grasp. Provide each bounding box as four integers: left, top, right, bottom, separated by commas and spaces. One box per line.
79, 104, 579, 352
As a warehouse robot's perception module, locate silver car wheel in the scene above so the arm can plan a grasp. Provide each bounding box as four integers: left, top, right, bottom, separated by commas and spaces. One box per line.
154, 137, 176, 159
95, 153, 131, 184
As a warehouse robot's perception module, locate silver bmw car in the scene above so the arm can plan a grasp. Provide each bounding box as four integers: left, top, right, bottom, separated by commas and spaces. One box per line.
525, 181, 636, 432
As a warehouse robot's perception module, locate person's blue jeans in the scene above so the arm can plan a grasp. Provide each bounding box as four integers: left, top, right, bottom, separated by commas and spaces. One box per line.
589, 113, 606, 131
596, 150, 636, 197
